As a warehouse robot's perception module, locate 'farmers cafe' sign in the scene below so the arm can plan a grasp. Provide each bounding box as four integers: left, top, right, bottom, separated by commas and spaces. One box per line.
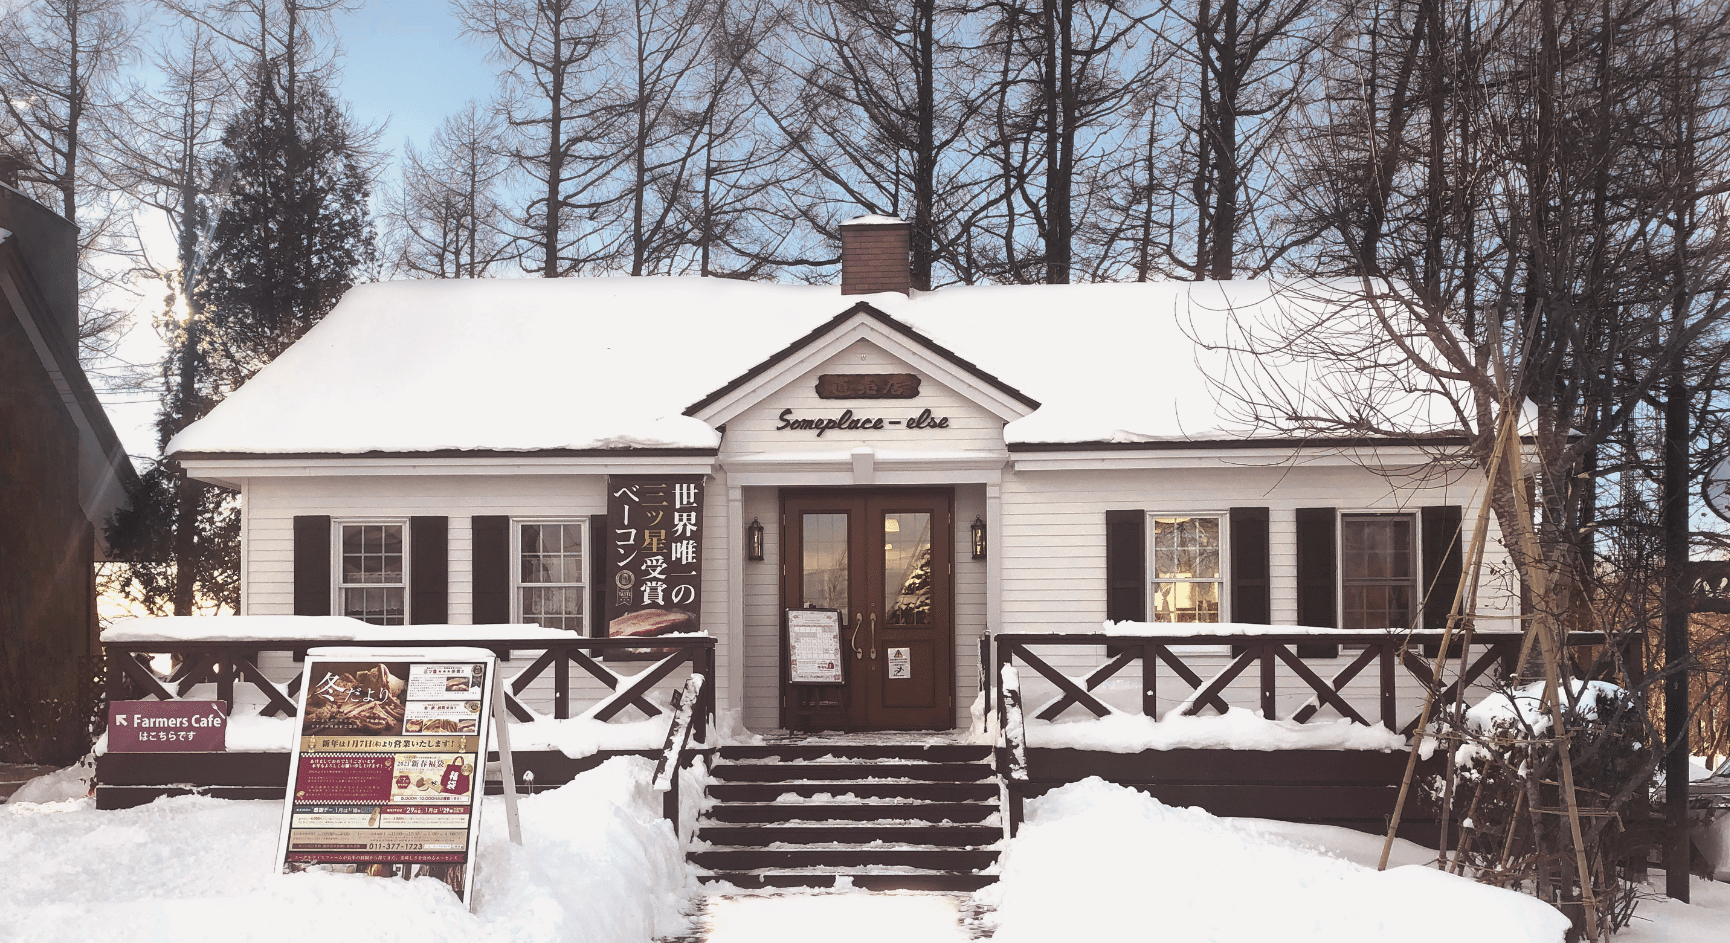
107, 700, 227, 752
275, 651, 497, 906
607, 476, 704, 639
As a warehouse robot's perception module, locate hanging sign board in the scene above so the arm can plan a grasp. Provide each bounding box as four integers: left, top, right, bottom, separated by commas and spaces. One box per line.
274, 648, 497, 907
606, 476, 704, 642
106, 700, 227, 753
787, 608, 845, 685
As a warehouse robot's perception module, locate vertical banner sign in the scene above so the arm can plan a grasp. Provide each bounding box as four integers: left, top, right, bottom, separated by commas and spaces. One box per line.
606, 476, 704, 639
275, 649, 496, 907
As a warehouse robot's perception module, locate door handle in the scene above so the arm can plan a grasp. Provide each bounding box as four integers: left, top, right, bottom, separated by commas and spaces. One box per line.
868, 612, 877, 659
850, 612, 864, 659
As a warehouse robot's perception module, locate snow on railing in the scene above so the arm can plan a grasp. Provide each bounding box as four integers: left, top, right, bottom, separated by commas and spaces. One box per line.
101, 617, 717, 744
652, 673, 706, 837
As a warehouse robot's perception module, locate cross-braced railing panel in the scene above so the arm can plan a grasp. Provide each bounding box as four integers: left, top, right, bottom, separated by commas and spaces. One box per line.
104, 635, 718, 743
989, 630, 1606, 734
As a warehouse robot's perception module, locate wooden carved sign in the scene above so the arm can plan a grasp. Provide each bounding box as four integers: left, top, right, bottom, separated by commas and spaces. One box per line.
607, 476, 703, 640
816, 373, 921, 399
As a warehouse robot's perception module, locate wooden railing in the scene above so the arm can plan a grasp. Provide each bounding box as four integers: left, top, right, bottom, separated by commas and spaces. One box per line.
988, 629, 1606, 735
998, 663, 1029, 836
103, 633, 718, 744
987, 627, 1607, 838
653, 674, 705, 836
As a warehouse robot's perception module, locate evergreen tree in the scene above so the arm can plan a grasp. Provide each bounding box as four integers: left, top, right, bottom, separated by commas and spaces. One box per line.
198, 67, 375, 386
107, 55, 374, 616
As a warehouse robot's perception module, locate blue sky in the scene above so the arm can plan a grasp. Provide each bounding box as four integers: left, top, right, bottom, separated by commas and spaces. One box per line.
331, 0, 498, 167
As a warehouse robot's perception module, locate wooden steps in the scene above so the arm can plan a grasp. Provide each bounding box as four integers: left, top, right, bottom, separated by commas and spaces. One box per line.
690, 738, 1002, 891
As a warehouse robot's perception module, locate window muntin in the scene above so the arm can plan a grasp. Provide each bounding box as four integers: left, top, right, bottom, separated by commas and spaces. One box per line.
338, 522, 405, 625
516, 521, 586, 632
1150, 516, 1223, 623
1341, 514, 1415, 630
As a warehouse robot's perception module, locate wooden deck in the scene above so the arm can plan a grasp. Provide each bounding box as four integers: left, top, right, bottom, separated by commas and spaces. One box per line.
96, 631, 718, 812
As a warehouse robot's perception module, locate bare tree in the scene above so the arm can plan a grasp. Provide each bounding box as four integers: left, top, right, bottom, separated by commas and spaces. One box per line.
751, 0, 982, 288
386, 101, 513, 278
1158, 0, 1331, 279
458, 0, 616, 276
1215, 0, 1730, 932
967, 0, 1161, 284
0, 0, 142, 378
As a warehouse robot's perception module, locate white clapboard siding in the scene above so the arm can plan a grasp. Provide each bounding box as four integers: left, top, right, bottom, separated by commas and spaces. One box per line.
242, 473, 732, 717
994, 461, 1518, 722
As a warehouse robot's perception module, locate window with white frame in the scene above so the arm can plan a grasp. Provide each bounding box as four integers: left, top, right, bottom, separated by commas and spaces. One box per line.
1341, 513, 1416, 629
515, 521, 586, 632
337, 522, 406, 625
1149, 515, 1224, 623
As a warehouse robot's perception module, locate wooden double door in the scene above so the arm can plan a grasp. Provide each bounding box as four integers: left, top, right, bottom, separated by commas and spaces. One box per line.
781, 490, 954, 730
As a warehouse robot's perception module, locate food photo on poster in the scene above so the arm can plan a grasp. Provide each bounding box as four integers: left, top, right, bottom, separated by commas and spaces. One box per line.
275, 651, 498, 906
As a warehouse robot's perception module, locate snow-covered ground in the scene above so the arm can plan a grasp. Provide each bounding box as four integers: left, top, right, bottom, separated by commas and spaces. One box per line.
980, 778, 1572, 943
2, 757, 689, 943
6, 763, 1727, 942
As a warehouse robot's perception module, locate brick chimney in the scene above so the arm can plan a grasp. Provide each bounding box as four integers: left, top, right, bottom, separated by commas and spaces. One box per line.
840, 214, 911, 295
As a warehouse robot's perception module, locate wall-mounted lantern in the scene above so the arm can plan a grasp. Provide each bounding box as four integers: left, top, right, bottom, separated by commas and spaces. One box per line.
746, 518, 765, 561
970, 517, 987, 561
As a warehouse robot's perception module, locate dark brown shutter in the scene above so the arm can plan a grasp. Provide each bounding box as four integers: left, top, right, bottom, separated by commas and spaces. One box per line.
589, 514, 607, 638
472, 515, 510, 624
293, 515, 332, 616
1229, 507, 1270, 624
1421, 505, 1465, 655
410, 516, 448, 625
1105, 510, 1146, 623
1295, 507, 1339, 658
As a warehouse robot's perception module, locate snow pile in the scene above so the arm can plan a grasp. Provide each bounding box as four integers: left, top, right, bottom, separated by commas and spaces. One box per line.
5, 759, 92, 804
1464, 679, 1627, 734
1025, 708, 1410, 753
0, 756, 691, 943
980, 778, 1569, 943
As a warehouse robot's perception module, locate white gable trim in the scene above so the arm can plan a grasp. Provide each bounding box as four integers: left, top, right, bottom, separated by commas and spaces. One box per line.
689, 308, 1038, 429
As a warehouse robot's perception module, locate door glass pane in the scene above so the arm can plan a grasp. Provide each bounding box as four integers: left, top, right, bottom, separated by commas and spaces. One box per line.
802, 513, 849, 614
884, 512, 932, 626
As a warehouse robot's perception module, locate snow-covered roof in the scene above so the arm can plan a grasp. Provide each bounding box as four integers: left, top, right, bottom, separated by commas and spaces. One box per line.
167, 276, 1465, 456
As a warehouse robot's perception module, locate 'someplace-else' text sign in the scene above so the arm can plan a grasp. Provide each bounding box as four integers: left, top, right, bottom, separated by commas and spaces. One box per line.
274, 649, 497, 906
107, 700, 227, 752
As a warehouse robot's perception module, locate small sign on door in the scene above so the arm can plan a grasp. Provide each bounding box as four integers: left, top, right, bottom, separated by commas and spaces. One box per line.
887, 647, 911, 679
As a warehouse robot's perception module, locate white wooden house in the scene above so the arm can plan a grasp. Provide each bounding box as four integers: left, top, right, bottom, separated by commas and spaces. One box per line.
168, 217, 1519, 736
